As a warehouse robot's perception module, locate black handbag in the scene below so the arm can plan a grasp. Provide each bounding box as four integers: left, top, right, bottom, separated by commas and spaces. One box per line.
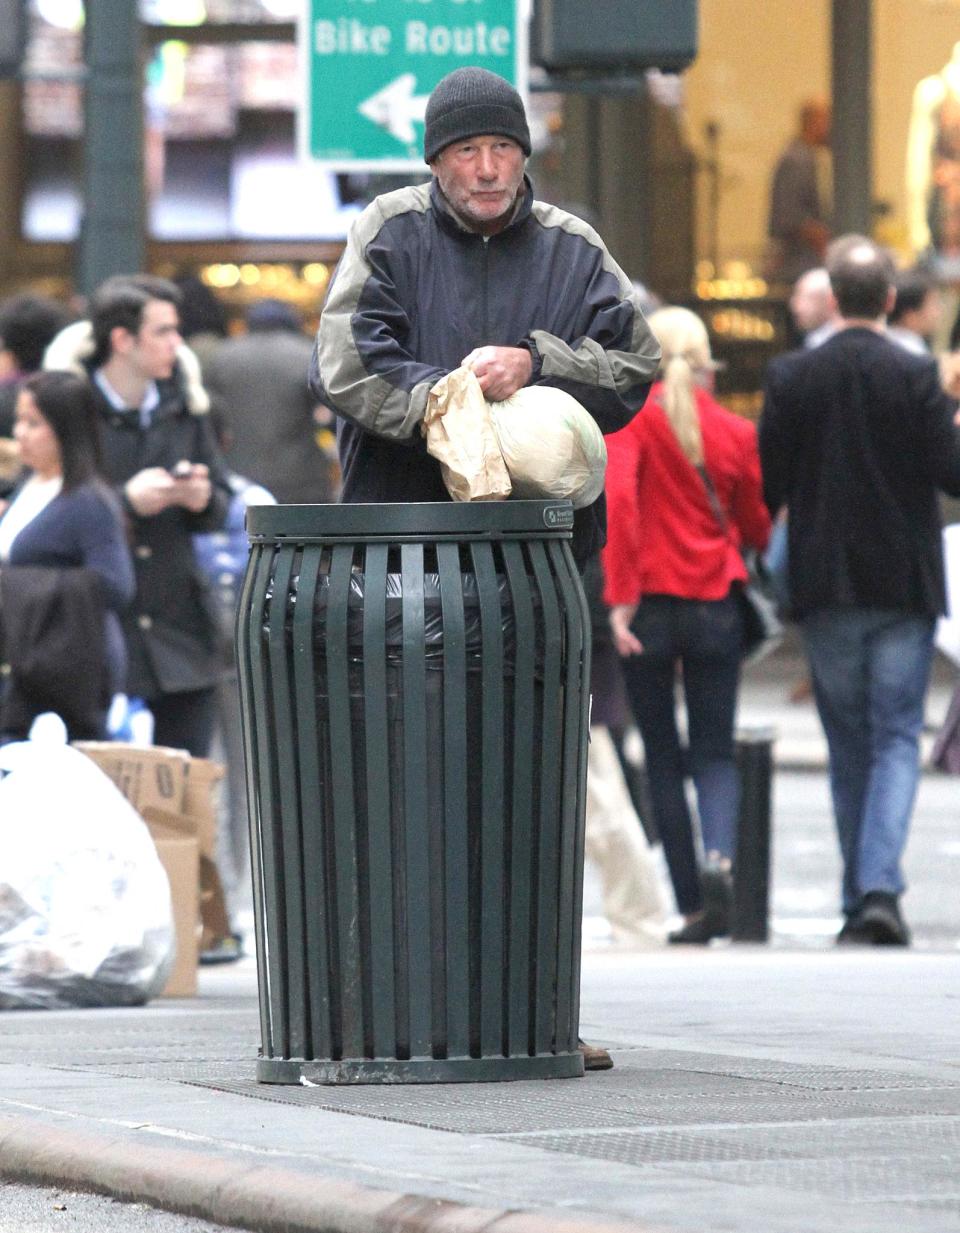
696, 465, 784, 665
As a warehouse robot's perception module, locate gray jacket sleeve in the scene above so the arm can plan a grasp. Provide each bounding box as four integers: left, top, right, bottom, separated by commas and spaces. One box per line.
309, 191, 443, 443
525, 205, 661, 435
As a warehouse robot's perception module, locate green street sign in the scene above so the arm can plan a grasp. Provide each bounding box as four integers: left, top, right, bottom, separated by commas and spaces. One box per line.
302, 0, 528, 170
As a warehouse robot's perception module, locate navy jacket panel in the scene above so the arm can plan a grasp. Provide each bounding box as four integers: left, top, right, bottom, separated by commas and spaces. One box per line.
759, 327, 960, 618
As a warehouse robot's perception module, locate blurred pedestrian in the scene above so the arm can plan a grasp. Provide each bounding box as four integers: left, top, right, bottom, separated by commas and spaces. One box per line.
193, 407, 275, 944
760, 235, 960, 946
581, 554, 668, 949
44, 274, 230, 757
204, 298, 337, 506
0, 371, 134, 742
604, 307, 771, 944
767, 99, 832, 283
788, 267, 839, 350
172, 274, 230, 375
0, 293, 72, 438
887, 267, 942, 356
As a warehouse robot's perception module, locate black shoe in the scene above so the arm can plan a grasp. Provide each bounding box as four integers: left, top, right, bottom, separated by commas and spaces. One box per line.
836, 910, 874, 946
668, 904, 730, 945
700, 864, 734, 918
858, 892, 910, 946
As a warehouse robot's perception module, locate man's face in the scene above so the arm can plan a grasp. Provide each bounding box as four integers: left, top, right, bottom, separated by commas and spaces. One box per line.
431, 135, 526, 235
916, 288, 944, 338
121, 298, 181, 381
790, 273, 834, 332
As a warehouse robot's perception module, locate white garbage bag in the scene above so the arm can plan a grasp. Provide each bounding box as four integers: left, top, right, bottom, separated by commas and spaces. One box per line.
0, 715, 174, 1009
488, 386, 607, 509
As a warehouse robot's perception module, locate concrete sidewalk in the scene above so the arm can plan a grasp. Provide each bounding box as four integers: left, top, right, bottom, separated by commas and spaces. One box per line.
2, 948, 960, 1233
2, 639, 958, 1233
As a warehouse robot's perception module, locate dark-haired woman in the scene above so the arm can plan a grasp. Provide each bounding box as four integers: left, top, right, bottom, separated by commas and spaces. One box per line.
0, 370, 134, 741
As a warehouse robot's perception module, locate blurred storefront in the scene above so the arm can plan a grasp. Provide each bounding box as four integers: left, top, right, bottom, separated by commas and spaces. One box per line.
1, 0, 959, 385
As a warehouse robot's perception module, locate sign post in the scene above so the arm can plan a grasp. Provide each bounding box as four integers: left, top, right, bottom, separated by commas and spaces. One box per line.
301, 0, 528, 170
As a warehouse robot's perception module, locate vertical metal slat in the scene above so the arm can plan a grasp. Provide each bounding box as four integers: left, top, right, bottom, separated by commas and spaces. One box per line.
501, 540, 536, 1057
436, 540, 470, 1059
268, 544, 307, 1060
549, 539, 589, 1053
400, 543, 432, 1058
290, 543, 331, 1061
325, 544, 364, 1059
235, 542, 274, 1058
527, 539, 564, 1054
470, 540, 505, 1057
361, 542, 397, 1060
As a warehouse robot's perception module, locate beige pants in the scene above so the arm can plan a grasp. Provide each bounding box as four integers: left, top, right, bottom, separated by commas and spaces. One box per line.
585, 726, 668, 947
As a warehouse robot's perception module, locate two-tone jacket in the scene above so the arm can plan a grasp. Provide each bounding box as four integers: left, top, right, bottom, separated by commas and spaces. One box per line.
310, 177, 661, 561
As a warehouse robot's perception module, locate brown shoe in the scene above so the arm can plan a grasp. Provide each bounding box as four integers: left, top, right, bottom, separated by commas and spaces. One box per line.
578, 1039, 613, 1070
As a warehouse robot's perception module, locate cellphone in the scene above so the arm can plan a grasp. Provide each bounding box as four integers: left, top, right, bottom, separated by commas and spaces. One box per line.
170, 461, 192, 478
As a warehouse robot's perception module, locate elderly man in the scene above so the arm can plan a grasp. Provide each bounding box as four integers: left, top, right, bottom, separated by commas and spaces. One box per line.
760, 236, 960, 947
311, 67, 660, 1070
311, 65, 659, 566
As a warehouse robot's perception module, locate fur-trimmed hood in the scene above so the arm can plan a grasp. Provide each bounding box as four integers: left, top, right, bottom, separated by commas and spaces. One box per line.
42, 320, 210, 414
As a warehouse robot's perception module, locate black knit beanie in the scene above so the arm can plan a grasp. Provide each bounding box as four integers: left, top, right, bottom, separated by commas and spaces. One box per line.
424, 67, 531, 164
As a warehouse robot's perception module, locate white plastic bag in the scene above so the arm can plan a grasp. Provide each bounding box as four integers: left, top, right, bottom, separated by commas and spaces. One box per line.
936, 524, 960, 666
488, 386, 607, 509
0, 715, 174, 1009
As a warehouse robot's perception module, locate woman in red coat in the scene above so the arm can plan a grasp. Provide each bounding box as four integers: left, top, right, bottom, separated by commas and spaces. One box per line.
603, 307, 771, 943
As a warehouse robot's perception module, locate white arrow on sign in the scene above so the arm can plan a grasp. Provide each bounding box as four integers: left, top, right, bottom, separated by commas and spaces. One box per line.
357, 73, 429, 145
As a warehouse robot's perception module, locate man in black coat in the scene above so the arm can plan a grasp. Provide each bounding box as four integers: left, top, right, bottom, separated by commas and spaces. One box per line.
760, 235, 960, 946
45, 275, 230, 756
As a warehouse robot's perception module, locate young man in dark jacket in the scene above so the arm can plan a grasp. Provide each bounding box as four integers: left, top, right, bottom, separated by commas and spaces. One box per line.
760, 235, 960, 947
310, 66, 660, 565
45, 274, 230, 757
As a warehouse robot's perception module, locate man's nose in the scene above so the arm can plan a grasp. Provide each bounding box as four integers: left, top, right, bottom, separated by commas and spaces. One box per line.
476, 148, 497, 179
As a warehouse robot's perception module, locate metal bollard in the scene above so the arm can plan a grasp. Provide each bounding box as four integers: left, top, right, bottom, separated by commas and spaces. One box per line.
732, 726, 776, 942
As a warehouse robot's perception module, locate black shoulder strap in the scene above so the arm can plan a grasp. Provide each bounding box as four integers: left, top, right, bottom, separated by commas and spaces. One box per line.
695, 463, 729, 535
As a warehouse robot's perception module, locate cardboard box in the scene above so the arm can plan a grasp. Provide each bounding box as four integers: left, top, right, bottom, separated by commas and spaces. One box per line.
151, 832, 199, 998
181, 756, 224, 861
74, 743, 233, 987
142, 803, 232, 957
72, 742, 189, 816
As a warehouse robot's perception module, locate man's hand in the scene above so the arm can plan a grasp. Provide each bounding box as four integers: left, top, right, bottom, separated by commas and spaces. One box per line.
168, 462, 212, 514
124, 463, 211, 517
610, 603, 643, 657
124, 467, 179, 517
461, 345, 532, 402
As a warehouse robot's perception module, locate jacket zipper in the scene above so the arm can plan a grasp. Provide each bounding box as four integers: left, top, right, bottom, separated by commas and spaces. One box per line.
481, 236, 490, 339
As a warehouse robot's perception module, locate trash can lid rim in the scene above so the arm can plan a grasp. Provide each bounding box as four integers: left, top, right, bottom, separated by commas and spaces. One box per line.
245, 500, 575, 540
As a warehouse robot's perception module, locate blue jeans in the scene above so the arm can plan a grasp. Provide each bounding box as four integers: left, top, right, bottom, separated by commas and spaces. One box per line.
802, 608, 935, 913
621, 594, 743, 915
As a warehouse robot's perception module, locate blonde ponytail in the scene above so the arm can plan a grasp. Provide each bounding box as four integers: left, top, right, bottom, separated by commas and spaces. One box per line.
647, 307, 715, 467
661, 350, 704, 466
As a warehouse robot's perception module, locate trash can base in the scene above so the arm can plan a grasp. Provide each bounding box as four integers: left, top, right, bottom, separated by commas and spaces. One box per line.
257, 1052, 585, 1085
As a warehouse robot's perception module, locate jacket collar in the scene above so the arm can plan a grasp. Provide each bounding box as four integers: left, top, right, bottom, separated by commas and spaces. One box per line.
430, 174, 534, 239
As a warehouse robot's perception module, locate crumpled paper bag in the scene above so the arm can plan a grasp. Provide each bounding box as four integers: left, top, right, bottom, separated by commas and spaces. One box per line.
422, 367, 512, 502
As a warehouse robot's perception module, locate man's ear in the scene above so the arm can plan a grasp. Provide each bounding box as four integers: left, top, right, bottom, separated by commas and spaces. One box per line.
109, 324, 134, 357
884, 286, 897, 316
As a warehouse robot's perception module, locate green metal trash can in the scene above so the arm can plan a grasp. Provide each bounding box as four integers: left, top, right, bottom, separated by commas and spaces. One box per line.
236, 501, 591, 1084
